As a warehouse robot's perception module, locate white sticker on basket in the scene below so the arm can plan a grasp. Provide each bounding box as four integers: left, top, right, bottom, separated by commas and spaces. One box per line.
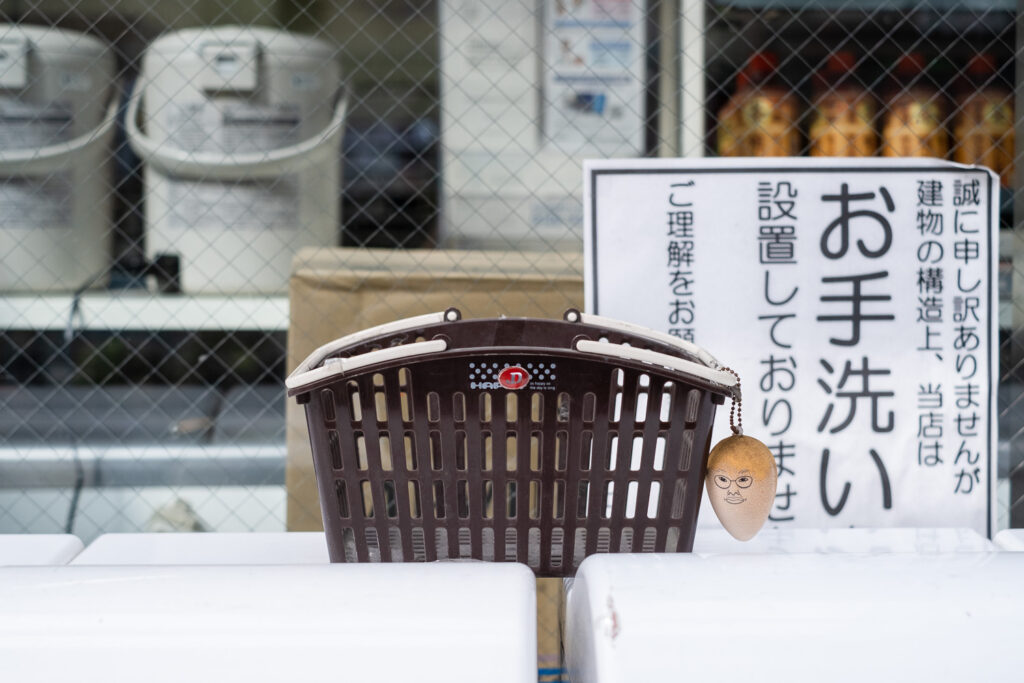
468, 361, 558, 391
585, 157, 999, 537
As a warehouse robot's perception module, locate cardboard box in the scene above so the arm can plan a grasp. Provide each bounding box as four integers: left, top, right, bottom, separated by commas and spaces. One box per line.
286, 246, 584, 530
537, 576, 567, 682
287, 247, 582, 678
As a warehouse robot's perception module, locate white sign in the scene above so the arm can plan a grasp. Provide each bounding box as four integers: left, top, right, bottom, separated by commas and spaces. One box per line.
585, 158, 999, 536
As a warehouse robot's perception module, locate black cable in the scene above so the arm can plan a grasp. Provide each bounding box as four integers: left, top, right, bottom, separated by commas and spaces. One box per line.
59, 256, 176, 533
65, 268, 109, 346
64, 449, 85, 534
60, 267, 108, 535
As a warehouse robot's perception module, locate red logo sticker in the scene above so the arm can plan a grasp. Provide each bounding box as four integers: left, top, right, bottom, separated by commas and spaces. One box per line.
498, 366, 531, 390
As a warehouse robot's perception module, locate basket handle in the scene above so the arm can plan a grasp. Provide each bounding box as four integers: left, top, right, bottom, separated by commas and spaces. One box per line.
124, 80, 347, 179
572, 311, 725, 371
286, 308, 739, 394
574, 340, 738, 390
0, 97, 118, 174
286, 339, 448, 391
287, 310, 460, 391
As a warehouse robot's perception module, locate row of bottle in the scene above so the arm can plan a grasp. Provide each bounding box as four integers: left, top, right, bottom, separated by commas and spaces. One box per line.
716, 51, 1014, 186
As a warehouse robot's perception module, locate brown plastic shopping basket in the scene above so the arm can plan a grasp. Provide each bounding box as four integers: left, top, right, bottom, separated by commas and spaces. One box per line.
287, 308, 737, 577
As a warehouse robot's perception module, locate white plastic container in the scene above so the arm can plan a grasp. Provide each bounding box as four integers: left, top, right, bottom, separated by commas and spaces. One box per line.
0, 25, 117, 292
127, 27, 345, 294
566, 552, 1024, 682
0, 534, 83, 565
71, 532, 328, 565
994, 529, 1024, 550
0, 564, 537, 682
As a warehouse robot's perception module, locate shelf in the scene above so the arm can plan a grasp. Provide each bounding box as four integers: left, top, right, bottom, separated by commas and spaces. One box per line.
1, 292, 289, 332
712, 0, 1013, 11
0, 444, 285, 489
3, 286, 1013, 332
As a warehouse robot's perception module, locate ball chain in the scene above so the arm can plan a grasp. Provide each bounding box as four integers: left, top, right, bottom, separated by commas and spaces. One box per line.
722, 367, 742, 436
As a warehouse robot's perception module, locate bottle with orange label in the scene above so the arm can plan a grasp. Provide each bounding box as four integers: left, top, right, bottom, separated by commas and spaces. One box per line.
808, 51, 877, 157
716, 69, 749, 157
953, 53, 1014, 187
717, 51, 800, 157
881, 53, 948, 158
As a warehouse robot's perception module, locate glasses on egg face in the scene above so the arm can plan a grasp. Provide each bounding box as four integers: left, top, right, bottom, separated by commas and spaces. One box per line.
713, 474, 753, 489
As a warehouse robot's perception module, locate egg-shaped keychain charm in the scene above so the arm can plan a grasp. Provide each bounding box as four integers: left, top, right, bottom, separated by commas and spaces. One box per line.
705, 369, 777, 541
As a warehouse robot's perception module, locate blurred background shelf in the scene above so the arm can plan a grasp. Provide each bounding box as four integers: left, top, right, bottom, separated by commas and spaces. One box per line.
713, 0, 1013, 10
0, 384, 286, 489
0, 293, 289, 332
0, 0, 1019, 544
0, 384, 287, 538
0, 444, 285, 489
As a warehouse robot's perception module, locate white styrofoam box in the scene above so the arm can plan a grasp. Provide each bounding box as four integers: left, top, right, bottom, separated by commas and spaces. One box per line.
73, 532, 328, 565
0, 563, 537, 682
566, 553, 1024, 683
693, 527, 994, 554
993, 529, 1024, 550
0, 534, 83, 566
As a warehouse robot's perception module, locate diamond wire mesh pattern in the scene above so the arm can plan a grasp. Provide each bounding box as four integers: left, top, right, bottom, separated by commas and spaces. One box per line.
0, 1, 1020, 677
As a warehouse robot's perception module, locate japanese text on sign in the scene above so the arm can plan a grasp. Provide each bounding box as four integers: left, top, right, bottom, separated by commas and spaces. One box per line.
585, 158, 998, 535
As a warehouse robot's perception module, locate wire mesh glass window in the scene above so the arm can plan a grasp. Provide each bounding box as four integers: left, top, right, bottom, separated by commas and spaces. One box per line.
0, 1, 1020, 540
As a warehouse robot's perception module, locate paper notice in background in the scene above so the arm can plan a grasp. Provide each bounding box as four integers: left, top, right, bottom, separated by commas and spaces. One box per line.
439, 0, 538, 153
585, 158, 999, 536
543, 0, 644, 153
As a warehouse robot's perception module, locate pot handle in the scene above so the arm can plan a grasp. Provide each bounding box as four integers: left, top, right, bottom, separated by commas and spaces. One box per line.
0, 96, 118, 174
125, 80, 347, 180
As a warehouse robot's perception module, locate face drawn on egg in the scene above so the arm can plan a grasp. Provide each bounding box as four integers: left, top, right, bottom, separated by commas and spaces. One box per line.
705, 435, 778, 541
711, 470, 754, 505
